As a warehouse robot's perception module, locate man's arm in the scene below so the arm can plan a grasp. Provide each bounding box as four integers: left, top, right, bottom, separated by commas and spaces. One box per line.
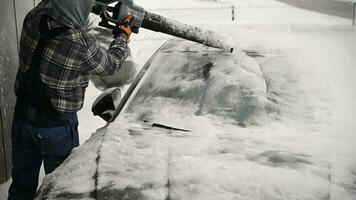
80, 33, 129, 75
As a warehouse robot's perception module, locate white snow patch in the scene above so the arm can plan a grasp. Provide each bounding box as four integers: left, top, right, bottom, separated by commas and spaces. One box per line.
0, 179, 11, 200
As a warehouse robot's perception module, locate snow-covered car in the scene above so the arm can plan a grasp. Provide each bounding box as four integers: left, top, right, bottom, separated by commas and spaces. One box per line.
36, 38, 355, 200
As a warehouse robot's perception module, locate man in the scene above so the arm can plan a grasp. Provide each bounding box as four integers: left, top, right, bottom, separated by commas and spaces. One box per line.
8, 0, 133, 199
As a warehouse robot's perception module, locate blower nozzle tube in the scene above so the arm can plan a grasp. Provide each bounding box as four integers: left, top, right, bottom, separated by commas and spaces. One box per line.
142, 11, 234, 53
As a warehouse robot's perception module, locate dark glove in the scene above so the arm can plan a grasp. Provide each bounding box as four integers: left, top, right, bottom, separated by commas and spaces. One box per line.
113, 15, 133, 38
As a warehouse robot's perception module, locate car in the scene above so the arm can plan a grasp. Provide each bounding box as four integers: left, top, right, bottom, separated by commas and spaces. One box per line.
36, 38, 349, 200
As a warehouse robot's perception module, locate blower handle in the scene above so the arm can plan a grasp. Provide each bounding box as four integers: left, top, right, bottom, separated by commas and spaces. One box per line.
94, 0, 145, 34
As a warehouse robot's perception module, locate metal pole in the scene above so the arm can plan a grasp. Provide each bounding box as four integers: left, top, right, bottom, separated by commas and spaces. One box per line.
231, 6, 235, 22
12, 0, 19, 52
352, 1, 356, 26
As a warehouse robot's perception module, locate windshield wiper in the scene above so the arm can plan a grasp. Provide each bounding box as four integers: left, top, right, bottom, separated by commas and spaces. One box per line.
196, 61, 214, 115
152, 122, 190, 132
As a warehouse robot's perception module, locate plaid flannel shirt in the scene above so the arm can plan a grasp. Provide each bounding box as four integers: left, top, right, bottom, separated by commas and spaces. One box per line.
15, 1, 129, 112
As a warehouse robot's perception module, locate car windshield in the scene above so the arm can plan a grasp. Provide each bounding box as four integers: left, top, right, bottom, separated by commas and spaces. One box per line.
123, 39, 268, 127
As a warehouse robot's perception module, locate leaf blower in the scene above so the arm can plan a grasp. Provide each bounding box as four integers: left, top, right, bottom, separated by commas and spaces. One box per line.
92, 0, 234, 53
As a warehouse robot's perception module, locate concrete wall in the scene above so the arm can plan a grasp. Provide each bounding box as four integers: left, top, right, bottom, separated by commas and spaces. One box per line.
0, 0, 35, 184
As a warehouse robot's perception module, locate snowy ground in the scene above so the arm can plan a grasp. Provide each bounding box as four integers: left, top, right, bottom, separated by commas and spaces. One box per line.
2, 0, 356, 199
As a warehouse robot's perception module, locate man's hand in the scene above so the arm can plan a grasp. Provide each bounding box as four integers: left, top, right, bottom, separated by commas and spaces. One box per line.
120, 15, 133, 38
113, 15, 134, 38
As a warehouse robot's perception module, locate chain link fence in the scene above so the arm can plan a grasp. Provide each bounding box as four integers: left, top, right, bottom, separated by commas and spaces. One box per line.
130, 2, 356, 51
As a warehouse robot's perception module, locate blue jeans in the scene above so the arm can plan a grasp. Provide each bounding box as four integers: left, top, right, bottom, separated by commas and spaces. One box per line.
8, 103, 79, 200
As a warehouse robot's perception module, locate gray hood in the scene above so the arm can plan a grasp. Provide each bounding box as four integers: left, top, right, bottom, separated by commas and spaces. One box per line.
49, 0, 95, 29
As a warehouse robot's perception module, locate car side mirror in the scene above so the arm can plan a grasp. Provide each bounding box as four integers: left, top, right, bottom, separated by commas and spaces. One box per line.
91, 87, 122, 122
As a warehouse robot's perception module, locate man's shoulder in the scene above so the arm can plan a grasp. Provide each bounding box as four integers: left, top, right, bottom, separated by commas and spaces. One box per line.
24, 1, 49, 22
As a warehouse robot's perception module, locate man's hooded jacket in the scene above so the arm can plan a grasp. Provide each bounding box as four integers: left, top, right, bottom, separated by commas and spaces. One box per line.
15, 0, 129, 112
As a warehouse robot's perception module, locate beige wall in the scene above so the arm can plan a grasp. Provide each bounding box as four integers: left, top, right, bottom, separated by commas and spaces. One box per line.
0, 0, 35, 184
